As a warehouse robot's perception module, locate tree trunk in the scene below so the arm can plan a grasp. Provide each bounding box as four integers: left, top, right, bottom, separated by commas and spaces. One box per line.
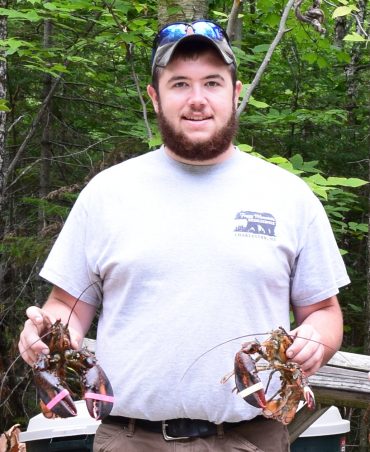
367, 172, 370, 355
39, 17, 53, 231
334, 16, 347, 47
344, 0, 367, 125
0, 1, 7, 328
157, 0, 208, 28
0, 1, 8, 221
227, 0, 244, 43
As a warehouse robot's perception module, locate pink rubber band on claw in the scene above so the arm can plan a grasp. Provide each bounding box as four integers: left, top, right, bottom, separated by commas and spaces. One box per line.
84, 393, 114, 403
46, 389, 70, 410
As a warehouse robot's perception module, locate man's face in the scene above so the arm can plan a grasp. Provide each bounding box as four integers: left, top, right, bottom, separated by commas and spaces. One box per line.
148, 51, 242, 162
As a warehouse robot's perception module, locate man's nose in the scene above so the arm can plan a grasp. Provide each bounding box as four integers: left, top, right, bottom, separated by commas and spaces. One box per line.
187, 86, 207, 108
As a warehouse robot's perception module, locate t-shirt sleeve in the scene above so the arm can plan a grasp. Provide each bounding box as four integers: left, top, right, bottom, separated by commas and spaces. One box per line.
39, 188, 102, 306
290, 199, 350, 306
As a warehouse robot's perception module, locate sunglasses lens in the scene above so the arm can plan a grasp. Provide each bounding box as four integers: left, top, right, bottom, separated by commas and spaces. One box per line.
155, 21, 226, 49
157, 24, 188, 46
192, 21, 225, 41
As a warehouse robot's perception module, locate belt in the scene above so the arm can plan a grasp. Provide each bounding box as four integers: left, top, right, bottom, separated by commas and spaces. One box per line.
102, 416, 249, 441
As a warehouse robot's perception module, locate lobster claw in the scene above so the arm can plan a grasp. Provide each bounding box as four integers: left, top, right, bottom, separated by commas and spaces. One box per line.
83, 365, 114, 420
34, 370, 77, 418
234, 350, 266, 409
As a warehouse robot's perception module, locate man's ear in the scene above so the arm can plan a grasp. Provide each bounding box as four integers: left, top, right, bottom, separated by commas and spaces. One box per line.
234, 81, 243, 108
147, 85, 159, 113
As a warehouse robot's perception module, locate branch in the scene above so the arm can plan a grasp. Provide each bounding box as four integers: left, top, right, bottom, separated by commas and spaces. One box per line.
4, 76, 63, 185
127, 45, 153, 141
294, 0, 326, 34
237, 0, 295, 117
6, 115, 24, 133
104, 2, 153, 141
53, 95, 128, 110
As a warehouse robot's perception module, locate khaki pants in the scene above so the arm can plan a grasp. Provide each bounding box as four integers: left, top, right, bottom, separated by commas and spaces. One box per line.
93, 417, 290, 452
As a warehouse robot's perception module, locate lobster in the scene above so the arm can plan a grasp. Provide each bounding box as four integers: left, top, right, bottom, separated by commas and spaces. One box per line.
33, 318, 114, 420
222, 326, 315, 425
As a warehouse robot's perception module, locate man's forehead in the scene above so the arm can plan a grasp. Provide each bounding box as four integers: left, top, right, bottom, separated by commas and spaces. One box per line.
162, 51, 230, 76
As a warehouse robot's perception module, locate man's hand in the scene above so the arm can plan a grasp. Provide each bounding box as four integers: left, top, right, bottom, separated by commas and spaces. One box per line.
286, 324, 325, 376
18, 306, 55, 365
290, 296, 343, 376
18, 305, 81, 366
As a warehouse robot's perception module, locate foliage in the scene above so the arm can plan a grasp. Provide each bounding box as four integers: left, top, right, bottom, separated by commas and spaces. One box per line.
0, 0, 368, 435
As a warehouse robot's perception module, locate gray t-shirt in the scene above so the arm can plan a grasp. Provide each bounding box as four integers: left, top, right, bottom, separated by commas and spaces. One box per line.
40, 147, 349, 423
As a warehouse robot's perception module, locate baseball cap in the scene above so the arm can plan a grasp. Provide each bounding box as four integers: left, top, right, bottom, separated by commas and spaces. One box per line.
151, 20, 236, 74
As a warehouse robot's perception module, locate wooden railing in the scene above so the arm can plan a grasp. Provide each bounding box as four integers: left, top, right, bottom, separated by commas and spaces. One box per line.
288, 352, 370, 442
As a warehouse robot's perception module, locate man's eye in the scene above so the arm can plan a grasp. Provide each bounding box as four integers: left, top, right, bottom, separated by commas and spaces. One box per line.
173, 82, 187, 88
206, 81, 220, 87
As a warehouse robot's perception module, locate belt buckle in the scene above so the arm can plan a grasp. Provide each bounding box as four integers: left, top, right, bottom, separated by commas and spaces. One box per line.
162, 421, 190, 441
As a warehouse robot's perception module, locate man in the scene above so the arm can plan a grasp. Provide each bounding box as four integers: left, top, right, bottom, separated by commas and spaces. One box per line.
19, 20, 349, 452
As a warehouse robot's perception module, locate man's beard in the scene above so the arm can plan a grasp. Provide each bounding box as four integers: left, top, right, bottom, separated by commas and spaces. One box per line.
156, 103, 238, 162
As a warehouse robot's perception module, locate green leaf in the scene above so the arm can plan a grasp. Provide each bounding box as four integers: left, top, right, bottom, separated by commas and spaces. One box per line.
212, 11, 228, 18
278, 161, 303, 175
327, 177, 367, 187
148, 135, 162, 148
302, 53, 317, 64
343, 33, 366, 42
0, 99, 10, 111
348, 222, 368, 232
248, 97, 269, 109
332, 6, 353, 18
304, 181, 329, 200
49, 63, 69, 73
348, 303, 363, 313
306, 173, 329, 186
252, 44, 270, 54
316, 56, 328, 68
43, 2, 58, 10
336, 50, 351, 63
268, 156, 288, 164
290, 154, 303, 167
238, 143, 253, 153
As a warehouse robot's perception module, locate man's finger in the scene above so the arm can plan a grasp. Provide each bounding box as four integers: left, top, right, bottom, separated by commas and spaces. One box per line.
26, 306, 55, 329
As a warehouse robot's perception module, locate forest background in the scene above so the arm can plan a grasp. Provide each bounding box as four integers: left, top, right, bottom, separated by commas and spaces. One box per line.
0, 0, 369, 449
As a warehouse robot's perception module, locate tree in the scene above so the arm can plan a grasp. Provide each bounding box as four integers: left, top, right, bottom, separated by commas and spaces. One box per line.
0, 1, 8, 217
158, 0, 208, 26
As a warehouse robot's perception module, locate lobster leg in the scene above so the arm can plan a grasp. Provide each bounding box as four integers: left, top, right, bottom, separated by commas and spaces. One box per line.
83, 365, 114, 420
234, 350, 266, 408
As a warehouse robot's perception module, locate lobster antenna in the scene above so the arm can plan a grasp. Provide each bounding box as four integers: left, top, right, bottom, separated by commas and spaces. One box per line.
180, 328, 350, 381
65, 280, 100, 327
180, 332, 266, 382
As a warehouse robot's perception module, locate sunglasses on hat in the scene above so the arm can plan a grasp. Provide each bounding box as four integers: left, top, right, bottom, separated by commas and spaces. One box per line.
151, 20, 236, 73
153, 20, 229, 48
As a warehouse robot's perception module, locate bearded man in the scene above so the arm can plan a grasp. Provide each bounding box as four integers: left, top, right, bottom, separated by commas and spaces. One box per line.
19, 20, 348, 452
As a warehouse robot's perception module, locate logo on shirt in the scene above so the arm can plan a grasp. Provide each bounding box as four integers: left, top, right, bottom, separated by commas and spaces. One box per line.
234, 211, 276, 239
